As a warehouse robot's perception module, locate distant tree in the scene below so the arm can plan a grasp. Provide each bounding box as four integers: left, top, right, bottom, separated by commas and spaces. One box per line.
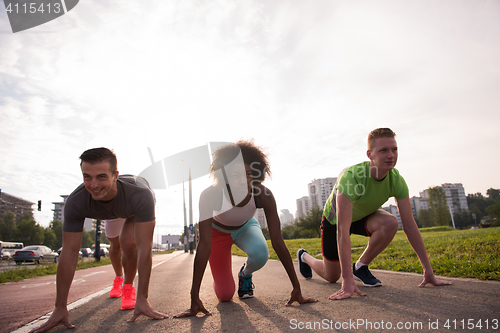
468, 203, 483, 225
427, 187, 451, 226
14, 213, 44, 245
0, 211, 16, 241
486, 188, 500, 202
486, 201, 500, 222
418, 209, 434, 228
467, 193, 488, 220
261, 227, 270, 240
466, 188, 500, 225
50, 220, 63, 250
453, 210, 473, 229
43, 228, 57, 249
81, 230, 93, 248
281, 224, 299, 240
296, 207, 323, 238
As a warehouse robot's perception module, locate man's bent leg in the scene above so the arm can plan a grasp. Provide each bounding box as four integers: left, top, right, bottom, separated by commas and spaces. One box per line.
303, 254, 341, 283
119, 217, 138, 285
108, 236, 123, 277
119, 217, 138, 310
302, 216, 341, 283
108, 236, 124, 298
358, 209, 398, 265
105, 219, 126, 298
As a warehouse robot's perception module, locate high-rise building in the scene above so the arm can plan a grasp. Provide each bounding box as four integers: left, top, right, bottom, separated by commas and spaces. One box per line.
52, 195, 68, 222
308, 178, 337, 210
254, 209, 267, 228
52, 194, 94, 231
296, 196, 310, 219
418, 183, 468, 215
442, 183, 469, 214
0, 191, 34, 222
279, 209, 294, 226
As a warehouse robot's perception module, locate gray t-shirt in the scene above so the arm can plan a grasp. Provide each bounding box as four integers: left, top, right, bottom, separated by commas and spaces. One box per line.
63, 175, 156, 232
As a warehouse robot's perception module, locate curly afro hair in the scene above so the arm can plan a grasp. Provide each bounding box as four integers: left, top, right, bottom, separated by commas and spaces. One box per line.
210, 139, 271, 183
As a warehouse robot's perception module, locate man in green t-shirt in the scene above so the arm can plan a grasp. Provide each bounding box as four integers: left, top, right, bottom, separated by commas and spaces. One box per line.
297, 128, 452, 300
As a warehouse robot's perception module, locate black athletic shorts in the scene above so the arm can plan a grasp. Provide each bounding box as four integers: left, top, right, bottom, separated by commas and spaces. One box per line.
321, 215, 371, 261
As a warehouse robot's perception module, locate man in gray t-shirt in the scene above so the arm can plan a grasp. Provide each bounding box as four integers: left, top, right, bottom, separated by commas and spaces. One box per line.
63, 174, 155, 304
32, 148, 167, 333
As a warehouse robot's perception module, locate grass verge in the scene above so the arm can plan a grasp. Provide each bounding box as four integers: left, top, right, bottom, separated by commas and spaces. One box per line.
231, 226, 500, 281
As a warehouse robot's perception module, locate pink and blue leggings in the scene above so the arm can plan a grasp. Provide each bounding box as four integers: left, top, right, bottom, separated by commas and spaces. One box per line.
209, 218, 269, 301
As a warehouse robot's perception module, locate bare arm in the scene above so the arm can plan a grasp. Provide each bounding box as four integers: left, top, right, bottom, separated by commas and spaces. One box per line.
128, 219, 168, 321
174, 187, 215, 317
258, 185, 318, 305
329, 191, 366, 300
30, 231, 82, 333
397, 196, 452, 287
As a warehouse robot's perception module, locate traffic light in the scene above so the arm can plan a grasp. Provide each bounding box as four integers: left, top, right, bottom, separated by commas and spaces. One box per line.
37, 200, 41, 211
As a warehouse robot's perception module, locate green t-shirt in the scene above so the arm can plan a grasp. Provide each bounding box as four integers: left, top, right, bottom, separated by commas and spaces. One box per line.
323, 161, 409, 225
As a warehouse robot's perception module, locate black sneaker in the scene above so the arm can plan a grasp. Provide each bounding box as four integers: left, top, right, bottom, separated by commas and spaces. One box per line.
353, 263, 381, 287
297, 249, 312, 279
238, 264, 255, 299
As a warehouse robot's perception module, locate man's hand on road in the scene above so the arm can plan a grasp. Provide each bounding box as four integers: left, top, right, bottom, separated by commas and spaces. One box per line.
419, 271, 453, 288
285, 287, 319, 306
29, 306, 74, 333
328, 280, 366, 300
173, 298, 212, 318
127, 299, 168, 322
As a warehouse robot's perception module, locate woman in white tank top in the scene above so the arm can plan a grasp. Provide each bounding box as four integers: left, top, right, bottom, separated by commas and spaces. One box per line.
175, 140, 318, 318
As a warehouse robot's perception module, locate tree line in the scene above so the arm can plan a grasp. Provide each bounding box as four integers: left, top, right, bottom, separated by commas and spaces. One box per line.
269, 187, 500, 240
0, 211, 108, 250
417, 187, 500, 229
3, 188, 499, 246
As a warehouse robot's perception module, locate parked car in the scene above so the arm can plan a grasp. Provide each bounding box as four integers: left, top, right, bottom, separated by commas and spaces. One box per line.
98, 247, 109, 257
1, 250, 12, 260
80, 248, 93, 257
14, 245, 59, 265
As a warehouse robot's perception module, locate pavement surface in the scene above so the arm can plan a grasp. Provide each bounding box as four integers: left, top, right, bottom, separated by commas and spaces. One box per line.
11, 251, 500, 332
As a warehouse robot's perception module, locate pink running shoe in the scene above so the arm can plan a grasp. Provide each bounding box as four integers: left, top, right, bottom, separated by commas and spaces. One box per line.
120, 284, 136, 310
109, 276, 124, 298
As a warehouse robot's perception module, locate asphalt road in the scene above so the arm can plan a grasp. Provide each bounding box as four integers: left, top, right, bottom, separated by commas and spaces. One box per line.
5, 251, 500, 333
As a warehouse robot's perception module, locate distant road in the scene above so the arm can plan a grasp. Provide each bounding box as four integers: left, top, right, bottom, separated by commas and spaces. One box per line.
0, 257, 95, 273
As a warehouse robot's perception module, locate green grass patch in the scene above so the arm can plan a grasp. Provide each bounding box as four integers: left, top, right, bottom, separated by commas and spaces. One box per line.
231, 227, 500, 281
0, 258, 112, 284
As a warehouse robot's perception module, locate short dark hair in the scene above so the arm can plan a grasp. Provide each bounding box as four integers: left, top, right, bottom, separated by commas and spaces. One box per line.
368, 128, 396, 151
210, 139, 271, 183
79, 148, 117, 174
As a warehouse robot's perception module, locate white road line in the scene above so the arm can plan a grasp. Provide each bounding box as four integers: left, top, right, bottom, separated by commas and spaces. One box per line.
12, 251, 183, 333
82, 271, 107, 277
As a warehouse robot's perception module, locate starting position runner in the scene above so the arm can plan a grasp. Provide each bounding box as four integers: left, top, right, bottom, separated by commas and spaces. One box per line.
297, 128, 452, 300
31, 148, 167, 333
175, 140, 317, 317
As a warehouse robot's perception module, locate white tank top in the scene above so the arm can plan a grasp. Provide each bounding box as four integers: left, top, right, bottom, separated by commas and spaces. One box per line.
213, 189, 257, 227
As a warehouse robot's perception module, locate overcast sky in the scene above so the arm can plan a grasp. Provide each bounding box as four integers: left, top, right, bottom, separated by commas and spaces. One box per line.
1, 0, 499, 237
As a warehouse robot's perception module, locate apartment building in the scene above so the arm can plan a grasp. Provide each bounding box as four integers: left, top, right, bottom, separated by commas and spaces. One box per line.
0, 191, 34, 222
279, 209, 294, 226
296, 196, 310, 219
418, 183, 468, 215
